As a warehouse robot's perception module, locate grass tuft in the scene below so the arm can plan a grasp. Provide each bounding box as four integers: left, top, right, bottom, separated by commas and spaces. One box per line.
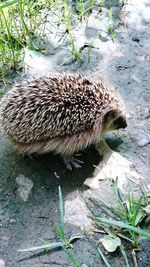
18, 186, 83, 267
63, 0, 81, 61
91, 178, 150, 248
0, 0, 119, 83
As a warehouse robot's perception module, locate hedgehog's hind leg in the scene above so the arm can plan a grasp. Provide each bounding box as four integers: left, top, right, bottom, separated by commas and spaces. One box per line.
62, 154, 84, 171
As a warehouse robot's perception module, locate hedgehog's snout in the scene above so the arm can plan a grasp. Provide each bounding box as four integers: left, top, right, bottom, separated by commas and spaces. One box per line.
116, 116, 127, 129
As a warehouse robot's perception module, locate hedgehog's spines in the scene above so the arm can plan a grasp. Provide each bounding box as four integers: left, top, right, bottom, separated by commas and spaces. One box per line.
0, 73, 126, 157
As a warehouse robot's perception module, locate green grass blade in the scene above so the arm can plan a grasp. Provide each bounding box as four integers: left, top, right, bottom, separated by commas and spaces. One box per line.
114, 177, 125, 207
18, 241, 64, 252
120, 245, 130, 267
63, 247, 82, 267
53, 224, 65, 241
0, 0, 18, 10
94, 216, 150, 238
132, 196, 143, 226
128, 191, 134, 216
87, 31, 99, 63
58, 185, 65, 237
97, 247, 111, 267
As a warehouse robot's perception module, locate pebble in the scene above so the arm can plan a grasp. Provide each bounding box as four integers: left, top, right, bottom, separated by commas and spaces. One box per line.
9, 218, 16, 224
65, 190, 93, 232
126, 113, 132, 119
137, 130, 150, 147
16, 174, 34, 202
131, 73, 141, 84
145, 108, 150, 117
0, 259, 6, 267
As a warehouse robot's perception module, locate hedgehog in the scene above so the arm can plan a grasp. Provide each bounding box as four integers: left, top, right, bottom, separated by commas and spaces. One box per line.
0, 73, 127, 170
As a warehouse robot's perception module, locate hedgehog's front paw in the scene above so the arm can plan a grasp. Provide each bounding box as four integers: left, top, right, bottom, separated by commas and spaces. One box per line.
21, 152, 36, 160
63, 154, 84, 171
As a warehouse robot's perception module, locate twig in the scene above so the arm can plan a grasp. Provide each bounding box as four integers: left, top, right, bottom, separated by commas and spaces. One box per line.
132, 249, 139, 267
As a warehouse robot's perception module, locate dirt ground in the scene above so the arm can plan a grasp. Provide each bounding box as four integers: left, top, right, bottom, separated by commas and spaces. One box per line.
0, 0, 150, 266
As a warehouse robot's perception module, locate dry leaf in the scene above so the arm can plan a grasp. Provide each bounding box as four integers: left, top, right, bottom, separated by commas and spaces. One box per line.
100, 235, 121, 252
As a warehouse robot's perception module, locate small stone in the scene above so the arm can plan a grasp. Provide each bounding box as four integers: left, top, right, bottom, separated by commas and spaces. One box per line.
131, 73, 141, 84
132, 37, 140, 43
65, 190, 93, 232
0, 259, 6, 267
145, 108, 150, 117
16, 174, 34, 202
84, 140, 142, 194
137, 130, 150, 147
126, 112, 133, 119
9, 218, 16, 224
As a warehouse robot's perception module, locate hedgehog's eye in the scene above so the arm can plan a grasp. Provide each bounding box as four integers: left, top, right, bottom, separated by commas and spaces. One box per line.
104, 110, 115, 123
114, 116, 127, 129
